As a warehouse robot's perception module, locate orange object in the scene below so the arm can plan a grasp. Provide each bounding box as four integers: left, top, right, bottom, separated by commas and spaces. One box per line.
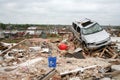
58, 43, 68, 50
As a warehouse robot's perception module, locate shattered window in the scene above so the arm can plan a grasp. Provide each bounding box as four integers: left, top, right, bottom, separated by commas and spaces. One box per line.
72, 23, 77, 30
77, 27, 80, 33
82, 23, 103, 35
82, 21, 93, 27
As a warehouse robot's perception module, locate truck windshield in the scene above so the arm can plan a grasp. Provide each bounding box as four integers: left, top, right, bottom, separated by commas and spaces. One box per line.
82, 23, 103, 35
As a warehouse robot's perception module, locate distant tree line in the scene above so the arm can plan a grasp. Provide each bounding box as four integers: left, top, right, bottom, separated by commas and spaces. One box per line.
0, 22, 69, 30
0, 22, 30, 30
0, 22, 6, 30
0, 23, 50, 30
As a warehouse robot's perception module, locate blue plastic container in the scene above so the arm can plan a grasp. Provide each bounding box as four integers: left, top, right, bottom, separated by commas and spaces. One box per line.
48, 56, 56, 68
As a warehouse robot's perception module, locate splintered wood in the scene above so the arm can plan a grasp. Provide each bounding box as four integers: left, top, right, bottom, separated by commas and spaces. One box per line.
0, 36, 119, 80
72, 37, 118, 59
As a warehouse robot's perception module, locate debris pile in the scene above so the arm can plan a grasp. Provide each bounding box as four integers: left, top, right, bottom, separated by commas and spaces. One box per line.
70, 37, 118, 60
0, 33, 120, 80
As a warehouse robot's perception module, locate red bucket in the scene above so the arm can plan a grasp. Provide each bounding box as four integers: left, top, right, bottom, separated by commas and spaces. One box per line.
58, 43, 68, 50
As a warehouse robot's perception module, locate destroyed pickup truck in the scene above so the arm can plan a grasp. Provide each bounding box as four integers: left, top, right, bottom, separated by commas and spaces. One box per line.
71, 18, 111, 49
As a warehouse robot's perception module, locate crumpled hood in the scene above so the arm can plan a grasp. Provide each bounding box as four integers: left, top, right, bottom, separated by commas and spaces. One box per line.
83, 30, 110, 43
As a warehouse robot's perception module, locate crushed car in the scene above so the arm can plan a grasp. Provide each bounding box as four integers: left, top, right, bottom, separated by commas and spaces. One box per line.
71, 18, 111, 49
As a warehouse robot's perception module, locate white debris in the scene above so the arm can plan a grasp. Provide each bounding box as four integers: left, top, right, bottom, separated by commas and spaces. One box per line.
19, 57, 43, 67
111, 65, 120, 71
41, 48, 49, 53
69, 77, 81, 80
60, 65, 97, 75
111, 37, 120, 43
29, 46, 41, 52
12, 49, 25, 52
61, 39, 68, 43
116, 43, 120, 49
74, 48, 82, 53
4, 53, 15, 60
0, 56, 3, 61
0, 42, 16, 48
0, 42, 11, 47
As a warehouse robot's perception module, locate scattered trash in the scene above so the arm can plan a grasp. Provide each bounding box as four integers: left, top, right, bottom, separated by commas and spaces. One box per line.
29, 46, 41, 52
60, 65, 97, 76
0, 25, 120, 80
41, 48, 49, 53
19, 57, 43, 67
73, 47, 82, 53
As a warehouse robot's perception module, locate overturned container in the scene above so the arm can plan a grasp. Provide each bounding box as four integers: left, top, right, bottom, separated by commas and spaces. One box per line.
48, 56, 57, 68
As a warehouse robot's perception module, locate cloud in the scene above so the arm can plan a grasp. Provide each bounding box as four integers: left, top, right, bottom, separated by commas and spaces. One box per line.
0, 0, 120, 25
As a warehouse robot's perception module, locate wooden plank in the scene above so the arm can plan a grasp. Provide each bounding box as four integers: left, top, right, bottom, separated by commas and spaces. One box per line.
107, 47, 117, 55
103, 71, 120, 77
39, 69, 57, 80
105, 48, 114, 57
60, 65, 97, 76
99, 47, 107, 58
111, 54, 118, 59
0, 39, 26, 56
106, 47, 117, 59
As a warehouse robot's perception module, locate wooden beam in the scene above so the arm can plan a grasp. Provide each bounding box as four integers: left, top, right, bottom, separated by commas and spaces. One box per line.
39, 69, 57, 80
0, 39, 26, 56
103, 71, 120, 77
105, 48, 114, 57
99, 47, 107, 58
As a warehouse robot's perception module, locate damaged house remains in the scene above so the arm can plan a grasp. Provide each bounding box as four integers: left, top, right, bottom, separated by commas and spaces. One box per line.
0, 18, 120, 80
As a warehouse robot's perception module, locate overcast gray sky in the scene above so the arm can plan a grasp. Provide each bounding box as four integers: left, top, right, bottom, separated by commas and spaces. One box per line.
0, 0, 120, 25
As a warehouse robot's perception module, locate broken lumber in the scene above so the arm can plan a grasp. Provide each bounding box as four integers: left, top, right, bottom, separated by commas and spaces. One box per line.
39, 69, 57, 80
103, 71, 120, 77
0, 39, 26, 56
100, 47, 107, 57
60, 65, 97, 76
